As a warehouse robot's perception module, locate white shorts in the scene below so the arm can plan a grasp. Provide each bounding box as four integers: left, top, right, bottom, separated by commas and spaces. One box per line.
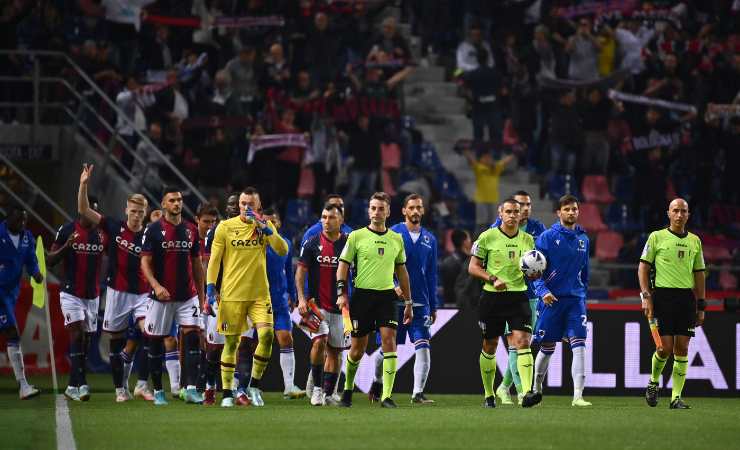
310, 310, 349, 350
60, 292, 99, 333
143, 296, 200, 337
205, 305, 224, 345
102, 287, 150, 333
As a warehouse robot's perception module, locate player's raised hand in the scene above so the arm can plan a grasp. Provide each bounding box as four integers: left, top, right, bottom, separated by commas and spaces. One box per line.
542, 293, 558, 306
154, 284, 171, 301
336, 293, 348, 310
80, 163, 94, 185
297, 298, 309, 316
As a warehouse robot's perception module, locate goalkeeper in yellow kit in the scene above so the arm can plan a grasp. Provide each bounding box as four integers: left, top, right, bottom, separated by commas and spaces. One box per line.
205, 187, 288, 407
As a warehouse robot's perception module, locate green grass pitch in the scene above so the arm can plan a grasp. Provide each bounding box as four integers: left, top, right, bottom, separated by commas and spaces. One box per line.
1, 374, 738, 450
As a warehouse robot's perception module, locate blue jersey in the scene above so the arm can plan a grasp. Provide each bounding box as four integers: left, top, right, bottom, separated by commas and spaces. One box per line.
0, 222, 39, 294
532, 222, 590, 299
390, 223, 438, 312
491, 216, 546, 298
301, 221, 353, 247
266, 237, 296, 309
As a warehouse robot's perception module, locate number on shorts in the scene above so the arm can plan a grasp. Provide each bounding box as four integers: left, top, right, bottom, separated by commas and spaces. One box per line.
192, 306, 199, 318
581, 315, 587, 327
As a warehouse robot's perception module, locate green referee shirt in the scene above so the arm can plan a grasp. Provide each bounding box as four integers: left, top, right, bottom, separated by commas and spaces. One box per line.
339, 226, 406, 290
472, 226, 534, 293
640, 228, 705, 289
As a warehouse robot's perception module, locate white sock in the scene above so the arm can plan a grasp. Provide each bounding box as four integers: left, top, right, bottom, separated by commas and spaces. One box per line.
571, 346, 586, 400
373, 350, 383, 383
122, 361, 132, 389
534, 351, 552, 394
333, 351, 343, 395
165, 358, 180, 392
280, 348, 295, 391
135, 379, 148, 389
305, 367, 314, 393
413, 345, 431, 395
7, 343, 29, 388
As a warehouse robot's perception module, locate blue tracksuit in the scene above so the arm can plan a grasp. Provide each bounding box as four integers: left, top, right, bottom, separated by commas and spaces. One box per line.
389, 223, 438, 345
532, 222, 590, 343
491, 216, 546, 299
267, 237, 297, 331
0, 222, 40, 330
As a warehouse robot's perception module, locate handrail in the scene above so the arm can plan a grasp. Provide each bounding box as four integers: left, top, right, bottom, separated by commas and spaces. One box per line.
0, 180, 57, 235
0, 152, 72, 223
0, 50, 209, 209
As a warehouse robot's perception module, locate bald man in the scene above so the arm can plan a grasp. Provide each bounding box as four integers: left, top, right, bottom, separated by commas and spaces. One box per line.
638, 198, 706, 409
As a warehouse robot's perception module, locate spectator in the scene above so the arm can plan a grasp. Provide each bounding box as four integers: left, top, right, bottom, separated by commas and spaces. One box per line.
368, 16, 412, 66
115, 76, 156, 171
225, 46, 260, 115
140, 25, 178, 71
456, 23, 493, 73
261, 42, 291, 91
549, 89, 581, 176
579, 88, 612, 175
273, 109, 303, 209
131, 121, 166, 193
565, 17, 600, 80
153, 68, 191, 139
290, 69, 320, 128
614, 20, 656, 77
463, 147, 515, 233
532, 24, 556, 78
304, 12, 339, 86
195, 128, 232, 190
462, 48, 505, 144
440, 229, 472, 308
346, 114, 381, 200
210, 69, 244, 118
305, 115, 341, 211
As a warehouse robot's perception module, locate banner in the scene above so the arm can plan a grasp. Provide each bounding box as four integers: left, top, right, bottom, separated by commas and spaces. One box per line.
552, 0, 638, 19
266, 89, 400, 124
143, 14, 284, 29
247, 133, 309, 163
537, 69, 630, 91
608, 89, 698, 114
706, 103, 740, 121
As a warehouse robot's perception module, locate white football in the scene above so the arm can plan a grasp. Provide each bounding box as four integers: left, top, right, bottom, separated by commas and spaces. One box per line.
520, 250, 546, 278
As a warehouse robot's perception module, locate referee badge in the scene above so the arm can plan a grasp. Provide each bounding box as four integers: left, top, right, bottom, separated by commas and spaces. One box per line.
378, 247, 384, 256
678, 250, 685, 259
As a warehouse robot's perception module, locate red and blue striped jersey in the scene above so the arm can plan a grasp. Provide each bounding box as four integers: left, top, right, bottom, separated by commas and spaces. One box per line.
52, 221, 107, 299
100, 217, 148, 295
298, 232, 347, 313
142, 218, 201, 302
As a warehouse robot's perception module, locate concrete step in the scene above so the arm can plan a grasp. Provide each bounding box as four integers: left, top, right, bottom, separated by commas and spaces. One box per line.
407, 66, 445, 83
404, 81, 459, 97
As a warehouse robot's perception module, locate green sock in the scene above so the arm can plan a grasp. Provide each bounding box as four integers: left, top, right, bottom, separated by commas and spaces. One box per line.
381, 352, 397, 400
344, 355, 360, 391
671, 356, 689, 401
516, 348, 534, 394
479, 351, 496, 398
650, 352, 668, 383
509, 347, 522, 393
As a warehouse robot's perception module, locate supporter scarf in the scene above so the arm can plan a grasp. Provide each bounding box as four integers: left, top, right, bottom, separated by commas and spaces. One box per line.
536, 68, 630, 90
143, 14, 284, 29
552, 0, 638, 19
607, 89, 697, 114
247, 134, 309, 163
706, 103, 740, 121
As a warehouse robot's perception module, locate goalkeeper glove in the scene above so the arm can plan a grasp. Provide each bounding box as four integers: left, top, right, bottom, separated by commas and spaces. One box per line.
204, 283, 217, 317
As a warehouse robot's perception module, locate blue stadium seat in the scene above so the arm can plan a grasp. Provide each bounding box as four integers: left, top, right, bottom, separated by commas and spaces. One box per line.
547, 174, 578, 200
613, 175, 634, 203
285, 199, 312, 227
606, 203, 643, 232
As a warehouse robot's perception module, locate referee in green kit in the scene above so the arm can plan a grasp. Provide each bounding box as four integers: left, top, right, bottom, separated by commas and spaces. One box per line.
638, 198, 706, 410
335, 192, 412, 408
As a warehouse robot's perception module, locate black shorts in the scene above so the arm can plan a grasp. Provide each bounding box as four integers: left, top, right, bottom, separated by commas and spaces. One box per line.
478, 291, 531, 339
653, 288, 696, 337
349, 288, 398, 338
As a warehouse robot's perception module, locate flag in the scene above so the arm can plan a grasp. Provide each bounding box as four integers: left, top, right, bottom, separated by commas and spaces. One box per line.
30, 236, 47, 308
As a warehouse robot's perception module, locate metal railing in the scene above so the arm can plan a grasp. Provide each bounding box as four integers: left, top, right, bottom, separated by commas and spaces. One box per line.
0, 50, 208, 217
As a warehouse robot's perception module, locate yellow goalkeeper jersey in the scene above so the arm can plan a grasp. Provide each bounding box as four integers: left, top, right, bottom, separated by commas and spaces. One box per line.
206, 216, 288, 302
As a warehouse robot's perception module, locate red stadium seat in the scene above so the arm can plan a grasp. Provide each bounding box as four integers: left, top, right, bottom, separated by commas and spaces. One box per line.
578, 203, 608, 232
719, 271, 738, 290
444, 229, 455, 254
595, 231, 624, 261
582, 175, 615, 204
381, 142, 401, 170
703, 245, 732, 262
297, 166, 315, 197
381, 170, 396, 196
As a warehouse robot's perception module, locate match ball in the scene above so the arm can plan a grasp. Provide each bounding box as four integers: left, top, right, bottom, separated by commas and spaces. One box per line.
520, 250, 546, 278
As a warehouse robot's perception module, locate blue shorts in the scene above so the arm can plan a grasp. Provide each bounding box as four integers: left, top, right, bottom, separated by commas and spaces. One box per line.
376, 306, 432, 345
272, 302, 292, 332
533, 296, 587, 344
0, 289, 19, 330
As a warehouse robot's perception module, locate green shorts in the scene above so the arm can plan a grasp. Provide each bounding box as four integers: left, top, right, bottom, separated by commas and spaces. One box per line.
504, 298, 538, 336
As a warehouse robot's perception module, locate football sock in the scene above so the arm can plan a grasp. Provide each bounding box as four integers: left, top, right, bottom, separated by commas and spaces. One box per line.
109, 337, 126, 389
323, 372, 338, 395
137, 338, 150, 382
381, 351, 398, 400
121, 349, 133, 388
571, 345, 586, 400
479, 350, 496, 398
206, 347, 221, 387
279, 347, 296, 391
183, 332, 200, 387
509, 346, 523, 393
221, 335, 238, 395
334, 352, 343, 395
501, 348, 514, 388
68, 331, 84, 388
164, 351, 180, 392
517, 348, 534, 394
251, 327, 274, 384
373, 350, 383, 383
413, 342, 430, 395
650, 352, 668, 384
80, 333, 93, 386
671, 356, 689, 400
197, 345, 208, 391
237, 339, 254, 390
148, 338, 164, 391
344, 355, 360, 391
534, 343, 555, 393
7, 340, 29, 388
311, 364, 324, 391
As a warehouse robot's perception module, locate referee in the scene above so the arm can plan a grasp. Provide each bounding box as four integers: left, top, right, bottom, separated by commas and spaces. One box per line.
639, 198, 706, 410
336, 192, 412, 408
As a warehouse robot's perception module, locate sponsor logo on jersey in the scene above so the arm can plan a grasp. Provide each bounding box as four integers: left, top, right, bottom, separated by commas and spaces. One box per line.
316, 255, 339, 265
116, 235, 142, 255
161, 240, 193, 249
231, 236, 264, 247
72, 242, 105, 252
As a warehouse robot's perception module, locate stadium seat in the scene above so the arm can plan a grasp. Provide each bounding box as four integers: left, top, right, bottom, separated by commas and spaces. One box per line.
348, 199, 369, 228
606, 203, 642, 232
595, 230, 624, 261
296, 167, 315, 197
612, 175, 634, 203
443, 229, 455, 254
381, 142, 402, 170
719, 271, 738, 290
284, 199, 312, 227
582, 175, 615, 204
703, 245, 732, 262
578, 203, 608, 232
381, 170, 397, 196
547, 174, 578, 200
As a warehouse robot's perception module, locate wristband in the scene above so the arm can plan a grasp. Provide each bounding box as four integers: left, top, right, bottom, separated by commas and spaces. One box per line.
697, 299, 706, 311
404, 299, 413, 306
336, 280, 346, 297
